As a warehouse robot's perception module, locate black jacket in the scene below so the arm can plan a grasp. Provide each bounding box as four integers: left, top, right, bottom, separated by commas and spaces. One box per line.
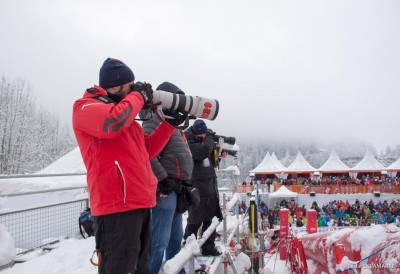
184, 127, 218, 198
185, 126, 221, 224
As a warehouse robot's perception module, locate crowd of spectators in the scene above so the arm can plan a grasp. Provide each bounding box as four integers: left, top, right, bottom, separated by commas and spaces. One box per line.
236, 176, 400, 194
262, 175, 400, 187
255, 198, 400, 229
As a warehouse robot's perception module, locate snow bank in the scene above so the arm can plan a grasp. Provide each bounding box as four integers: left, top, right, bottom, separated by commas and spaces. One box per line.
0, 224, 16, 266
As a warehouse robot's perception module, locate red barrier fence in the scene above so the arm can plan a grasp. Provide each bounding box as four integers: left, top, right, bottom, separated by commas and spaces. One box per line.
306, 210, 317, 234
279, 209, 290, 260
300, 225, 400, 274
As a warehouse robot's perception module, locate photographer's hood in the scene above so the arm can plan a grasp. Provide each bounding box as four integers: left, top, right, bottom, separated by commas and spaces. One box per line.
157, 81, 185, 95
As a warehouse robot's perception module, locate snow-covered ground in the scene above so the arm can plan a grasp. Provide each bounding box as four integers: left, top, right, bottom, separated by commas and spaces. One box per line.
0, 212, 292, 274
1, 148, 399, 273
1, 216, 397, 274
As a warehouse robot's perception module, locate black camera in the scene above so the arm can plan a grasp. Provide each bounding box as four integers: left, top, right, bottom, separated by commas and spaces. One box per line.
208, 131, 238, 158
213, 135, 236, 145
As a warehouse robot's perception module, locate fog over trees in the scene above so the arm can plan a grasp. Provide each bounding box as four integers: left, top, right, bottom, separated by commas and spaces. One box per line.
0, 76, 74, 174
1, 75, 399, 179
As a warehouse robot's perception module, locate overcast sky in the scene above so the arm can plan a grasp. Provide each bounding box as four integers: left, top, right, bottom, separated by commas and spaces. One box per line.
1, 0, 399, 151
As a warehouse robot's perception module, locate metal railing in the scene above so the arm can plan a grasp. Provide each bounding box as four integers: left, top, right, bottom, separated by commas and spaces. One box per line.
164, 193, 242, 274
0, 173, 86, 179
0, 187, 88, 256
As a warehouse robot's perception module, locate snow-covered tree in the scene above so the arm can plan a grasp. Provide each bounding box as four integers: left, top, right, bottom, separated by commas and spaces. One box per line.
0, 76, 74, 174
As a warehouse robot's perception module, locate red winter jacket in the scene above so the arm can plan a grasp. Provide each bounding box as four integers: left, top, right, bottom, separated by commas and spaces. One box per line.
72, 86, 174, 216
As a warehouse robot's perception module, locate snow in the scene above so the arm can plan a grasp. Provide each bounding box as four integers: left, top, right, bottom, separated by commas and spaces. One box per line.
0, 224, 15, 266
235, 252, 251, 273
1, 148, 399, 273
35, 147, 86, 175
1, 237, 97, 274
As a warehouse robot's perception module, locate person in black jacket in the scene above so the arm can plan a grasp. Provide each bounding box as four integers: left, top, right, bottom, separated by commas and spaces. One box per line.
267, 210, 275, 229
183, 119, 223, 256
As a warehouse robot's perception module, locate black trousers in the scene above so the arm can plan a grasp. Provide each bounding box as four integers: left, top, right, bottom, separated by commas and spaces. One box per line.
183, 220, 216, 251
94, 208, 151, 274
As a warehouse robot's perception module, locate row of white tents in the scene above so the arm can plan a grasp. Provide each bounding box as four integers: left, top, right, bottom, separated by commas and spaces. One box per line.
250, 150, 400, 179
37, 147, 400, 180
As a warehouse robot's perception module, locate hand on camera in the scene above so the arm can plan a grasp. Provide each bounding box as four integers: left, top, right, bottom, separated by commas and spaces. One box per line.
158, 176, 176, 196
163, 110, 188, 128
216, 137, 225, 148
131, 82, 153, 109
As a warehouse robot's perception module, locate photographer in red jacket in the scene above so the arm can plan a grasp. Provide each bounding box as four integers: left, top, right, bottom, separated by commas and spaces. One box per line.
73, 58, 182, 274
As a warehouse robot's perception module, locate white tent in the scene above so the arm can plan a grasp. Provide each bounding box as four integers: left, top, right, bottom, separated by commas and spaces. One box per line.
270, 152, 288, 179
250, 152, 285, 174
386, 156, 400, 177
268, 185, 298, 198
351, 150, 385, 171
284, 151, 316, 174
318, 150, 350, 174
271, 152, 286, 170
387, 156, 400, 171
350, 150, 385, 178
268, 185, 298, 206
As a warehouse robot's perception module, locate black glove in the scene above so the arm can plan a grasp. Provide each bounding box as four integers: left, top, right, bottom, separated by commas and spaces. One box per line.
158, 177, 175, 195
163, 110, 188, 127
131, 82, 153, 109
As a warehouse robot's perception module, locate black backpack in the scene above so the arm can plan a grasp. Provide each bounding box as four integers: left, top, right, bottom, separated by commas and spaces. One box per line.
79, 208, 95, 238
176, 181, 200, 214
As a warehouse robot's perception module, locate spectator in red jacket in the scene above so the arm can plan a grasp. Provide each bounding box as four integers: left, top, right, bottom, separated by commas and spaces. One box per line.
73, 58, 179, 274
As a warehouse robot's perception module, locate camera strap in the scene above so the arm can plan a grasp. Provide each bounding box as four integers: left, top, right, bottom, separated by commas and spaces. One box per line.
94, 95, 115, 105
213, 147, 220, 170
93, 92, 153, 122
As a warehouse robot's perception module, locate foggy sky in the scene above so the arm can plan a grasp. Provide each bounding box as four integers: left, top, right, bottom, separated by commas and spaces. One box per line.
1, 0, 399, 151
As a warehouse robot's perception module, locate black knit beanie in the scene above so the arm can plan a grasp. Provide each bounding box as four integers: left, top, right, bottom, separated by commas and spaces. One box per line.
192, 119, 208, 135
99, 58, 135, 89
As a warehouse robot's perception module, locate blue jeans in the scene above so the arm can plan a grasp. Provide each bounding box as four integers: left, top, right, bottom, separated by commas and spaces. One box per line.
150, 191, 185, 274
